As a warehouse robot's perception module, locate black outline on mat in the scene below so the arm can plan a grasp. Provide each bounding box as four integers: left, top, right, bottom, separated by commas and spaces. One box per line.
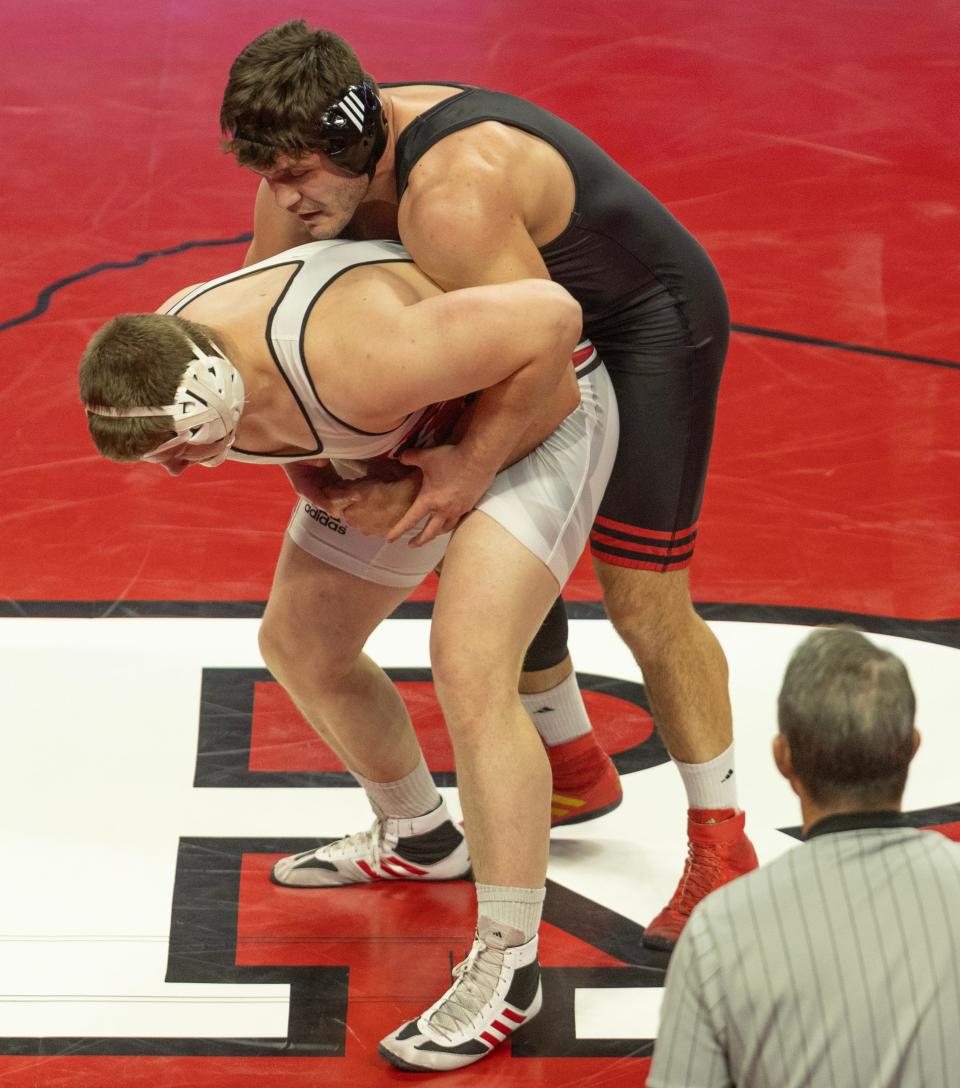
0, 233, 254, 333
0, 835, 662, 1059
1, 610, 954, 1059
3, 598, 958, 650
2, 234, 958, 370
194, 666, 666, 789
730, 323, 960, 371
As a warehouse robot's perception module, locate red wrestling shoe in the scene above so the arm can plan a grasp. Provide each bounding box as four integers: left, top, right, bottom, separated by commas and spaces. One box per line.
547, 732, 623, 827
642, 808, 758, 950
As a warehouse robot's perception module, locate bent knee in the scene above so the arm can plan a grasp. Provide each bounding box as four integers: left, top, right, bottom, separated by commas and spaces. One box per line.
430, 640, 521, 724
258, 612, 358, 691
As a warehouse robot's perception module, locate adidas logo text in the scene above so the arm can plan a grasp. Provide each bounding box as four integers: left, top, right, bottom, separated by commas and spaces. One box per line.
304, 504, 348, 535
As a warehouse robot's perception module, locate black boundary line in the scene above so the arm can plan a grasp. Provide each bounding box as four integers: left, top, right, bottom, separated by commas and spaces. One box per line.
0, 836, 662, 1059
730, 323, 960, 371
3, 598, 958, 649
0, 233, 253, 332
1, 235, 957, 370
193, 666, 667, 789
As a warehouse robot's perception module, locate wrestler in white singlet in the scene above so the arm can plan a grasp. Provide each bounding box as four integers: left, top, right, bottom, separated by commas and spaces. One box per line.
168, 239, 619, 588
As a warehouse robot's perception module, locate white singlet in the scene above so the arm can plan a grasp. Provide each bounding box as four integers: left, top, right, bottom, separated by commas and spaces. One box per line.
166, 238, 466, 463
289, 343, 618, 590
170, 238, 619, 589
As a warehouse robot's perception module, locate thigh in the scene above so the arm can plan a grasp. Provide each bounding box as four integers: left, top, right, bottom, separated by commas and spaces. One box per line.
591, 322, 727, 572
476, 359, 618, 589
432, 511, 561, 685
263, 533, 412, 663
593, 559, 694, 633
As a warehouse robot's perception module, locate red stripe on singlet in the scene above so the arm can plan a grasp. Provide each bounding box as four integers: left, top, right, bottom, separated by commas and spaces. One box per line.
592, 514, 698, 542
590, 549, 696, 572
589, 531, 688, 558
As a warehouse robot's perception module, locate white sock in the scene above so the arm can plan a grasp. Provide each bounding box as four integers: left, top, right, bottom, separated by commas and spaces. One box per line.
672, 742, 738, 811
475, 883, 545, 944
351, 754, 441, 820
520, 671, 592, 747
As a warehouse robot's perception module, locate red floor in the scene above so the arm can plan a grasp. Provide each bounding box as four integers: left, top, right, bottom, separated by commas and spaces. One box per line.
4, 1, 959, 621
2, 0, 959, 1084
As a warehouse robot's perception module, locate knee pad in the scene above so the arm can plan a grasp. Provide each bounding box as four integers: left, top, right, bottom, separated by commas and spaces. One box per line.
522, 596, 570, 673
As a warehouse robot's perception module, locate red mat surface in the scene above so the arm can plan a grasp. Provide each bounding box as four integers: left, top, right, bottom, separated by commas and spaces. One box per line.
2, 2, 959, 1084
3, 0, 958, 620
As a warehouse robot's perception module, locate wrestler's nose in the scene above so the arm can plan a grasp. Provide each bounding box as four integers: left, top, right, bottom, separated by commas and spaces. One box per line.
269, 179, 300, 211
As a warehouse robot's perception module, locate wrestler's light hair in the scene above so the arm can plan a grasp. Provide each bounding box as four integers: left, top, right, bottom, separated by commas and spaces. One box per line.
79, 313, 242, 464
220, 20, 379, 170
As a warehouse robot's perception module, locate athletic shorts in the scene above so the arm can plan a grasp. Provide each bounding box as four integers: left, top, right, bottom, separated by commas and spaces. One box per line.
287, 349, 618, 589
588, 261, 729, 573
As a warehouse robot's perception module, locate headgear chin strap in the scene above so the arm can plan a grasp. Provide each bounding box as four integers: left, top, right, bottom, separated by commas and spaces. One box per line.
85, 339, 245, 468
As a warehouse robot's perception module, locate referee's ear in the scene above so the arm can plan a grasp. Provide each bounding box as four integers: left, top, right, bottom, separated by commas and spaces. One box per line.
772, 734, 797, 794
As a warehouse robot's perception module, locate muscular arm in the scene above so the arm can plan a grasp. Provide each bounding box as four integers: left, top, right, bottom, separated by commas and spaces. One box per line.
381, 145, 577, 542
324, 275, 581, 426
318, 271, 581, 543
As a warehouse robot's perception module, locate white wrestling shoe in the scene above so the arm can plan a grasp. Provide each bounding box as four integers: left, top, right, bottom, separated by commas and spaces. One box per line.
378, 918, 542, 1072
271, 800, 470, 887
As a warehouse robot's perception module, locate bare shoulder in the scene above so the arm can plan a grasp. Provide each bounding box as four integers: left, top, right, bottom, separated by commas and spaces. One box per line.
330, 260, 432, 309
404, 123, 523, 216
398, 113, 572, 278
410, 119, 527, 175
155, 284, 201, 313
301, 262, 435, 427
398, 128, 550, 286
305, 262, 431, 358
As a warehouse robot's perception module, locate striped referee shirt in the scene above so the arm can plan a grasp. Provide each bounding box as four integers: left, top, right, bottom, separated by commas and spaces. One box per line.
648, 812, 960, 1088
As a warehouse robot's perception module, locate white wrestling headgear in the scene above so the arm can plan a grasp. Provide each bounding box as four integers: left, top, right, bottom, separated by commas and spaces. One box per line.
85, 338, 245, 468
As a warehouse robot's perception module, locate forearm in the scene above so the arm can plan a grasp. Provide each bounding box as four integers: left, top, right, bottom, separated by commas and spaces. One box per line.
455, 341, 580, 476
501, 367, 581, 466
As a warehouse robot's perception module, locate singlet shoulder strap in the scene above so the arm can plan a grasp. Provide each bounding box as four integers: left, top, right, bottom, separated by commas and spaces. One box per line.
164, 242, 327, 316
380, 81, 473, 90
393, 87, 580, 201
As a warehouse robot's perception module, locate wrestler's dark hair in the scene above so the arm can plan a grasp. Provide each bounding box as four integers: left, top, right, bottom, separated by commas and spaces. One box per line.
79, 313, 220, 462
778, 627, 917, 808
219, 20, 379, 170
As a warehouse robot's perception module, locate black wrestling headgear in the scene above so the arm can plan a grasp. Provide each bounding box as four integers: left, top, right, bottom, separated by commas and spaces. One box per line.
232, 81, 387, 179
313, 81, 387, 178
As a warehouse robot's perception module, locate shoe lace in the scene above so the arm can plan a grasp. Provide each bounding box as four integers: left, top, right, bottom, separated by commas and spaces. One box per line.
669, 838, 723, 915
326, 818, 384, 868
427, 939, 505, 1042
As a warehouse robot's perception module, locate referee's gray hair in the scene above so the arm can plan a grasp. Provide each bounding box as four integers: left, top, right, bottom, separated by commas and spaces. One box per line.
777, 628, 916, 807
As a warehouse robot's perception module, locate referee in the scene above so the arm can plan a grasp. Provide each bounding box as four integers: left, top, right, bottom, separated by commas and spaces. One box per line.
648, 627, 960, 1088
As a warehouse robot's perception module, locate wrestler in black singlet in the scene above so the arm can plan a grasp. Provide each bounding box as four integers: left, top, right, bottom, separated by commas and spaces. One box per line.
391, 85, 730, 572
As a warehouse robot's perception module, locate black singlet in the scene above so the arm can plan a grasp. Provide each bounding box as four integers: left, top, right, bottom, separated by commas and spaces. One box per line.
391, 86, 731, 569
393, 86, 726, 347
